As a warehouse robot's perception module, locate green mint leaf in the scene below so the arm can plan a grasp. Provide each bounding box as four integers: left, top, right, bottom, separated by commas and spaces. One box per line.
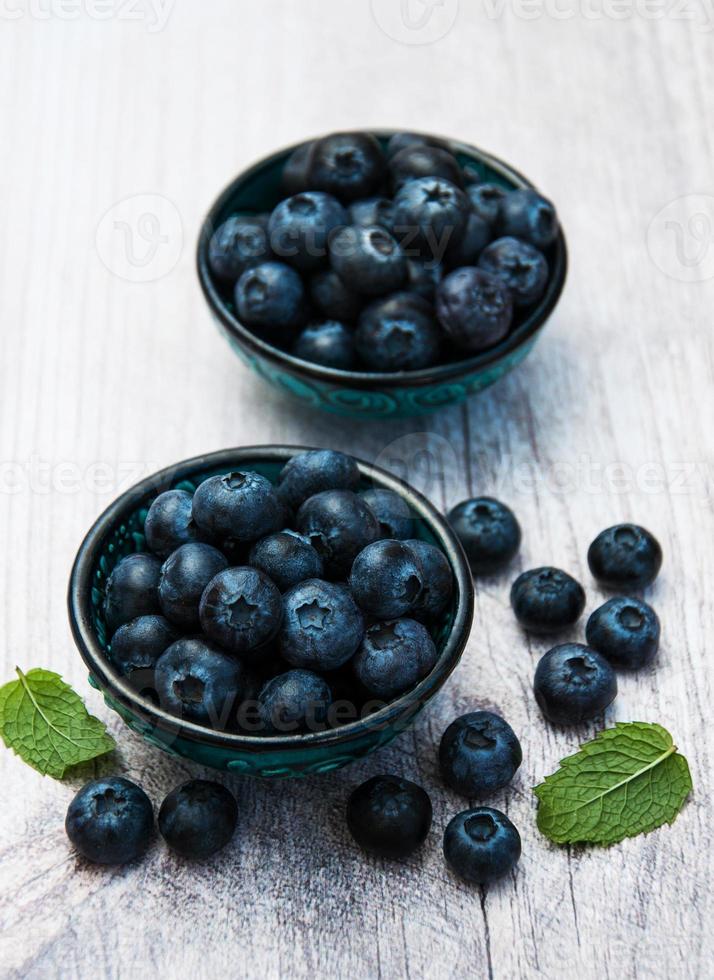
0, 667, 115, 778
534, 722, 693, 846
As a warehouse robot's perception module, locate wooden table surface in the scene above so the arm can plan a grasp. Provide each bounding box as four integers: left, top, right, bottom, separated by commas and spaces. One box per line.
0, 3, 712, 978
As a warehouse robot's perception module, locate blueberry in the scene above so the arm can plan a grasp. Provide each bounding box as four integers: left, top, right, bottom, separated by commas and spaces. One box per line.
352, 618, 438, 700
103, 553, 162, 636
154, 637, 249, 727
292, 320, 356, 370
249, 530, 324, 591
277, 449, 360, 511
392, 177, 470, 262
448, 497, 521, 574
158, 779, 238, 860
279, 578, 364, 670
388, 144, 464, 192
361, 488, 414, 540
268, 191, 347, 272
309, 269, 363, 322
282, 140, 315, 195
109, 614, 178, 677
478, 237, 549, 307
467, 183, 507, 228
404, 258, 443, 301
296, 489, 380, 577
307, 132, 385, 202
510, 567, 586, 633
439, 712, 522, 797
207, 215, 271, 283
346, 775, 432, 859
329, 225, 406, 296
386, 132, 430, 158
586, 596, 660, 669
144, 489, 204, 559
199, 567, 283, 656
66, 777, 153, 865
355, 292, 441, 371
498, 188, 559, 248
158, 542, 228, 631
234, 260, 307, 337
403, 539, 453, 620
350, 539, 423, 619
534, 643, 617, 725
348, 196, 394, 230
443, 807, 521, 885
436, 267, 514, 352
257, 669, 332, 734
587, 524, 663, 591
192, 470, 282, 543
445, 211, 491, 267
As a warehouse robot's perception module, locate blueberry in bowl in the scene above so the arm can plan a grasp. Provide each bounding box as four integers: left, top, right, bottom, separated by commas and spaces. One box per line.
197, 130, 567, 419
68, 446, 473, 777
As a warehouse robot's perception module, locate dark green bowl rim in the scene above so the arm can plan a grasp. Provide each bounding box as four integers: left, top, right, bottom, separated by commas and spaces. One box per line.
196, 129, 568, 389
68, 446, 475, 752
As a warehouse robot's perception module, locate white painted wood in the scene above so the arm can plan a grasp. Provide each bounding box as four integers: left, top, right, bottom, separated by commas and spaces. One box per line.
0, 3, 712, 978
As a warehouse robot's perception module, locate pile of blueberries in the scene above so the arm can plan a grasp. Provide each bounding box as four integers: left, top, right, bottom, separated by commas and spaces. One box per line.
102, 449, 454, 735
207, 131, 560, 372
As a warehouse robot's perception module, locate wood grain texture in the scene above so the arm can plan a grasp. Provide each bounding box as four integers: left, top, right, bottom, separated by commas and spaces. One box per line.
0, 3, 712, 978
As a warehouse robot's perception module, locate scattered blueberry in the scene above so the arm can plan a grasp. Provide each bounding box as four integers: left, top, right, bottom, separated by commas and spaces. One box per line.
587, 524, 663, 591
352, 618, 438, 699
277, 449, 360, 511
296, 489, 380, 577
448, 497, 521, 574
436, 267, 513, 352
257, 669, 332, 733
443, 807, 521, 885
208, 215, 271, 283
586, 596, 660, 670
349, 196, 394, 230
158, 543, 228, 631
361, 487, 414, 540
234, 260, 307, 337
498, 188, 558, 248
510, 567, 586, 633
66, 777, 153, 865
307, 132, 385, 202
404, 539, 453, 620
350, 539, 423, 619
467, 183, 507, 228
268, 191, 347, 271
109, 614, 178, 677
199, 566, 283, 656
103, 553, 162, 636
309, 268, 363, 322
158, 779, 238, 859
392, 177, 470, 262
346, 775, 432, 858
144, 489, 203, 559
478, 237, 548, 307
534, 643, 618, 725
439, 711, 522, 797
154, 637, 249, 728
389, 144, 464, 192
329, 225, 406, 296
192, 470, 282, 542
355, 292, 441, 371
292, 320, 356, 370
249, 530, 324, 592
279, 578, 364, 670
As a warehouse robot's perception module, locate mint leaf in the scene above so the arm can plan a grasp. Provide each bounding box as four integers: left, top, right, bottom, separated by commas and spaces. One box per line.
534, 722, 692, 845
0, 667, 115, 778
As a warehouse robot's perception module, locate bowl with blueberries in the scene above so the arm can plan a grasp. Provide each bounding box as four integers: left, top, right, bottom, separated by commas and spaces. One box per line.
197, 130, 568, 419
68, 447, 474, 778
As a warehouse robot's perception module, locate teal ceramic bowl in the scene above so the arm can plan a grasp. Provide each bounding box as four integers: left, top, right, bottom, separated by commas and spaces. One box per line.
68, 446, 474, 778
197, 130, 567, 420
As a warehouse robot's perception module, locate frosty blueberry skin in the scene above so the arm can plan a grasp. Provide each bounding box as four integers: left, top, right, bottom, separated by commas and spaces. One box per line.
498, 188, 559, 249
533, 643, 617, 725
510, 567, 585, 633
361, 488, 414, 540
144, 489, 204, 559
439, 711, 522, 797
103, 553, 162, 637
296, 489, 380, 577
355, 292, 441, 372
329, 224, 407, 297
448, 497, 521, 574
347, 774, 432, 859
66, 777, 154, 865
207, 214, 271, 283
349, 539, 424, 620
109, 614, 178, 677
257, 669, 332, 734
436, 269, 514, 353
443, 807, 521, 885
587, 524, 663, 591
234, 260, 307, 337
279, 579, 364, 671
307, 132, 385, 202
352, 618, 438, 700
392, 176, 470, 262
276, 449, 361, 511
268, 191, 347, 272
158, 543, 229, 631
478, 237, 549, 308
199, 567, 283, 656
159, 779, 237, 860
388, 143, 464, 192
249, 530, 324, 592
192, 470, 283, 543
586, 596, 660, 669
403, 539, 453, 621
292, 320, 356, 371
